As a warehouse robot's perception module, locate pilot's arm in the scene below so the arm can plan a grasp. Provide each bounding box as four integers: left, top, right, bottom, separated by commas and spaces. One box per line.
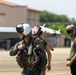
9, 42, 20, 56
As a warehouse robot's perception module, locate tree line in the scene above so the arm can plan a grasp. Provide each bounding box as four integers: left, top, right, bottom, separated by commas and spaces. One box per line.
40, 10, 76, 23
40, 10, 76, 37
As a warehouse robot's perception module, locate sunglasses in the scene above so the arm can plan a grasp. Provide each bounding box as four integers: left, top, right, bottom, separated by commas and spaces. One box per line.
66, 30, 73, 34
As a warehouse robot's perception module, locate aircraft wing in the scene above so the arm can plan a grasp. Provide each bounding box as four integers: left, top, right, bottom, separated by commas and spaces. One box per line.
0, 26, 61, 39
40, 26, 61, 35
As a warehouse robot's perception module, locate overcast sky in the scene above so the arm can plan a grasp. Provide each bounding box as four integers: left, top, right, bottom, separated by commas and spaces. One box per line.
6, 0, 76, 19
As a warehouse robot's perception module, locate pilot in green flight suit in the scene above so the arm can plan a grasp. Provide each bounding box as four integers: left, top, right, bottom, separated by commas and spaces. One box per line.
9, 23, 47, 75
66, 24, 76, 75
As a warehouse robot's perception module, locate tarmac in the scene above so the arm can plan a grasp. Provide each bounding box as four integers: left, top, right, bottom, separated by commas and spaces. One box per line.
0, 47, 71, 75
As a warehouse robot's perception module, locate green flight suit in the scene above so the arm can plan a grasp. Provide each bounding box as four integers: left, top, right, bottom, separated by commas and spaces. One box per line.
67, 37, 76, 61
67, 37, 76, 75
10, 36, 47, 75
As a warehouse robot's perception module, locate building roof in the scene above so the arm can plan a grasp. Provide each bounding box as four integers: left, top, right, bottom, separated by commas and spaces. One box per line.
0, 0, 21, 7
0, 1, 40, 12
28, 8, 40, 12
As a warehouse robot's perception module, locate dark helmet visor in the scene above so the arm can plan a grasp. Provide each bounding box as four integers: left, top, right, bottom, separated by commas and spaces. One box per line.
16, 26, 23, 33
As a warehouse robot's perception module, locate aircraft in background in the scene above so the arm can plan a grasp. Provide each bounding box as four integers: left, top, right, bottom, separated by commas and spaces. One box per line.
0, 24, 61, 39
0, 25, 61, 50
